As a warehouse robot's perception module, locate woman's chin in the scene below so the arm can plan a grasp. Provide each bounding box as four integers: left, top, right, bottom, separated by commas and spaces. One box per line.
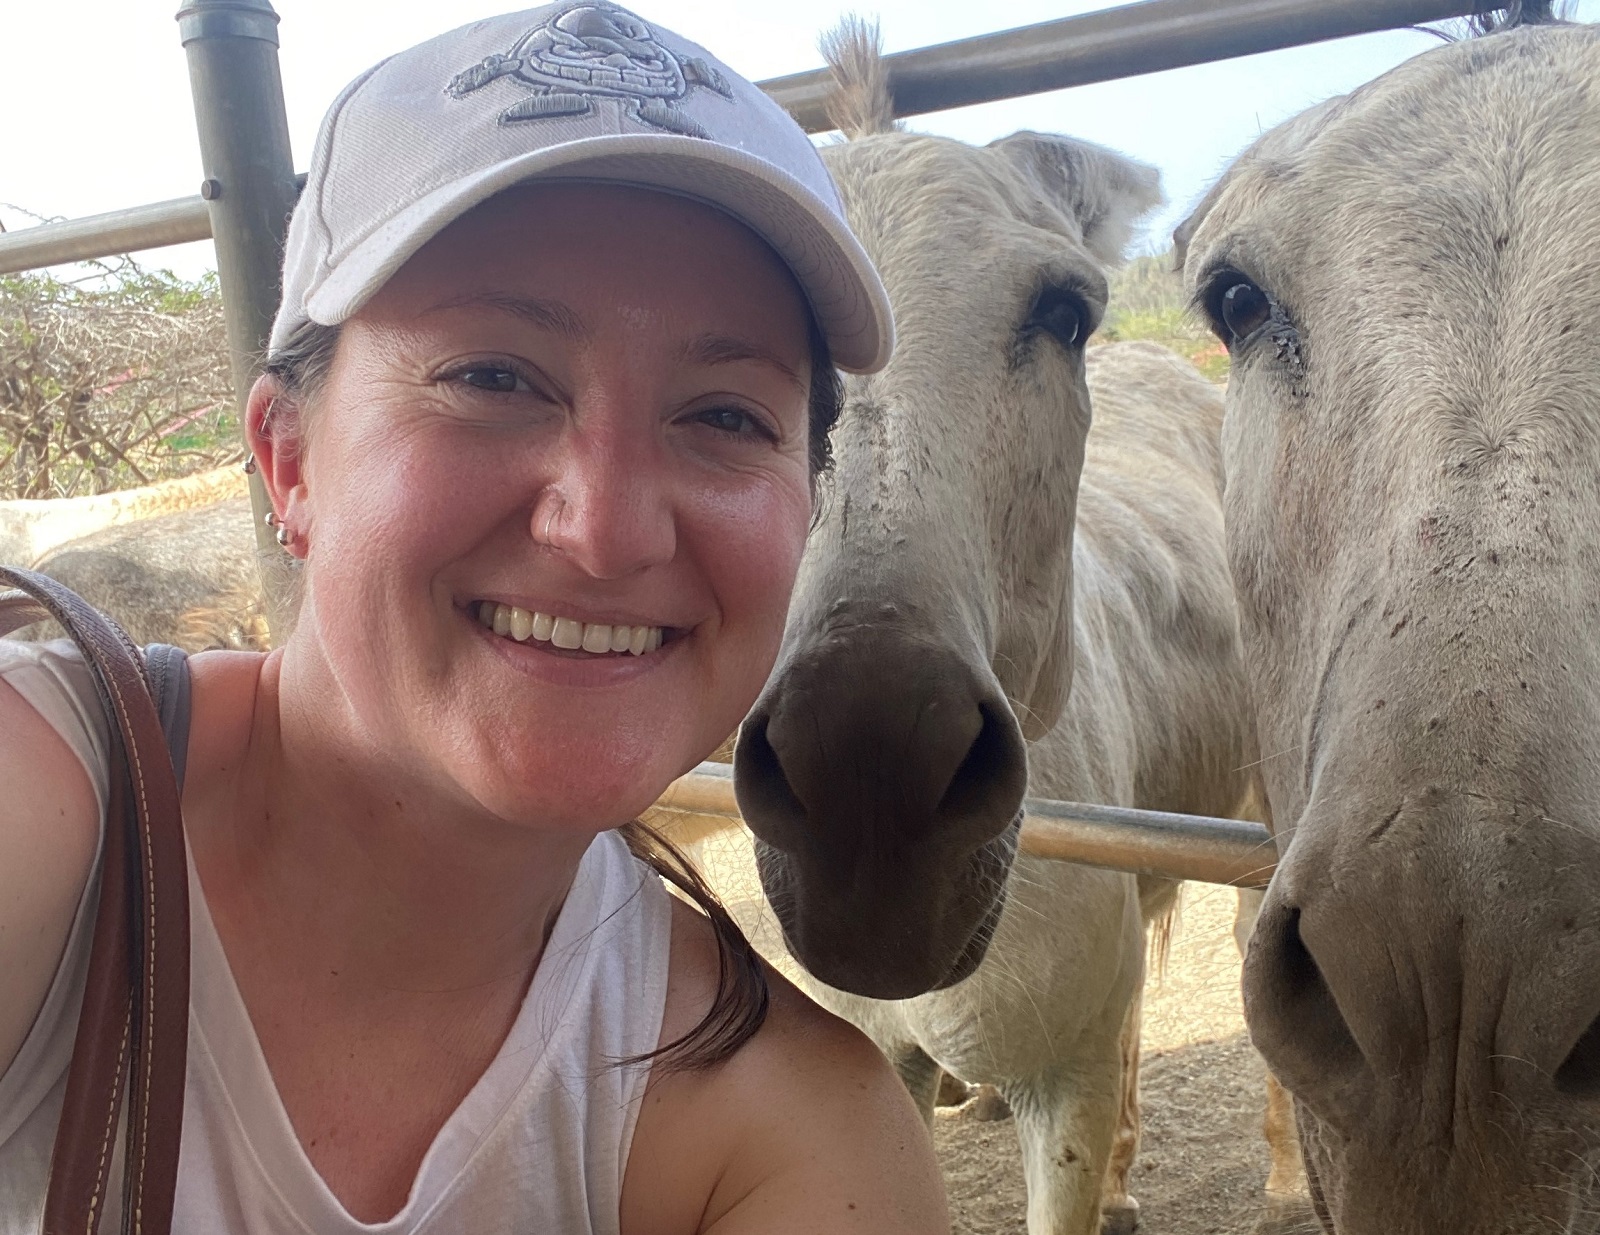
460, 742, 704, 833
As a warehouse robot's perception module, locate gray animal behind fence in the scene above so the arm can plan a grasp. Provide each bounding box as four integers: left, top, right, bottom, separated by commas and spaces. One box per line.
10, 497, 268, 651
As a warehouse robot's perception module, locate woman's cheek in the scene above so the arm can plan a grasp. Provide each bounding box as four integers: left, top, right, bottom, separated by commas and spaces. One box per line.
313, 421, 506, 573
699, 468, 812, 625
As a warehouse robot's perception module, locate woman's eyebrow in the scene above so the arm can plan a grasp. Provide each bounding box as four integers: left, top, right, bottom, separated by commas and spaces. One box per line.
419, 292, 587, 338
678, 334, 805, 391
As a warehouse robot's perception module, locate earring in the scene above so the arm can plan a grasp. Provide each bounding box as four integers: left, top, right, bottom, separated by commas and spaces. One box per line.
265, 510, 295, 549
243, 453, 257, 475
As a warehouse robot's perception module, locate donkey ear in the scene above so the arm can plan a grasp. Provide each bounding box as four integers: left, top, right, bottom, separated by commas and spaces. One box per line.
988, 131, 1163, 266
1172, 178, 1226, 275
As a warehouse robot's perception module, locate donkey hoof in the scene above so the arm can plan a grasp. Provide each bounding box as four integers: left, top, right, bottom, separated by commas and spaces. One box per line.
1099, 1198, 1140, 1235
966, 1084, 1012, 1122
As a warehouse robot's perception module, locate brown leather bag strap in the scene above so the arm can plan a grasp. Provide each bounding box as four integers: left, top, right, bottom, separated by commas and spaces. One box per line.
1, 567, 190, 1235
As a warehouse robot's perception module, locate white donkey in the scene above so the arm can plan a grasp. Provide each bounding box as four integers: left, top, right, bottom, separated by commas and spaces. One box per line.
1178, 12, 1600, 1233
726, 25, 1273, 1234
0, 465, 247, 567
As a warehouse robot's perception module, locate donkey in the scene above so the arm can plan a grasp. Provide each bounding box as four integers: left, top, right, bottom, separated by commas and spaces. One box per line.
18, 496, 269, 650
730, 26, 1266, 1233
1176, 12, 1600, 1232
0, 464, 247, 567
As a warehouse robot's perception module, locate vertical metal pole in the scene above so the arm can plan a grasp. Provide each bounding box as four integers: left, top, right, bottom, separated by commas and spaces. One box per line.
175, 0, 298, 635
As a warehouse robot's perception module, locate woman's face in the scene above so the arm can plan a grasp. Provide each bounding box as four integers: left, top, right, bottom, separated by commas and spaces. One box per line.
276, 184, 815, 830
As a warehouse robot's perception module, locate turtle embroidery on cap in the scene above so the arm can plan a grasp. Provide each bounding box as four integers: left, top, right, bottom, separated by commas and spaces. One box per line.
447, 2, 734, 139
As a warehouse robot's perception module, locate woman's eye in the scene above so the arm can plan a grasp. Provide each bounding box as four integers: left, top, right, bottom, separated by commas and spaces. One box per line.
454, 365, 526, 393
696, 405, 772, 439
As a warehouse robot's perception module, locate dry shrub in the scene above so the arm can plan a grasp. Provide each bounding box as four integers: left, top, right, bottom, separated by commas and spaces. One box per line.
0, 242, 237, 500
1098, 252, 1230, 383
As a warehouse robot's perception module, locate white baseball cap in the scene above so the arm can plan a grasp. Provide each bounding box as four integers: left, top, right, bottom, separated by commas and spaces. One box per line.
270, 1, 894, 373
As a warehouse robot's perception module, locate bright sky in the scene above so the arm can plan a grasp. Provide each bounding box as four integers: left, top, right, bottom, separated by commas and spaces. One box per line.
2, 1, 1596, 278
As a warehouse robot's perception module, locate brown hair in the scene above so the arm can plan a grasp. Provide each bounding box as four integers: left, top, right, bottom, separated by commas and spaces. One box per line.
262, 315, 843, 1072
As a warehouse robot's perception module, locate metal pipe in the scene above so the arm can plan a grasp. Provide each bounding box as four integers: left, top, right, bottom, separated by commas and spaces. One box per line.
176, 0, 300, 623
0, 176, 306, 276
1021, 795, 1276, 888
0, 197, 211, 276
769, 0, 1486, 131
653, 763, 1278, 888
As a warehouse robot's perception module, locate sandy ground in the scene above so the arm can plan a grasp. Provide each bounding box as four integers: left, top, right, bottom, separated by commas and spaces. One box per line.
672, 824, 1319, 1235
933, 880, 1318, 1235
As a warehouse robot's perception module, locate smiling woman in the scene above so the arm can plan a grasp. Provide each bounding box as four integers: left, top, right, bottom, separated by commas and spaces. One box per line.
0, 4, 945, 1235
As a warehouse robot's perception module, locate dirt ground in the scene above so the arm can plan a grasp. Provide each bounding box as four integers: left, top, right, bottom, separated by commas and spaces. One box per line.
674, 826, 1318, 1235
933, 881, 1317, 1235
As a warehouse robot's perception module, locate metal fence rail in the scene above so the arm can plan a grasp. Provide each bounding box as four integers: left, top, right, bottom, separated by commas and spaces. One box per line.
765, 0, 1485, 130
0, 196, 212, 275
0, 0, 1485, 277
653, 763, 1277, 888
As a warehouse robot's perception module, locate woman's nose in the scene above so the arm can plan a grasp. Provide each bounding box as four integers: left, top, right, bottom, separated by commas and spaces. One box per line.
529, 427, 676, 579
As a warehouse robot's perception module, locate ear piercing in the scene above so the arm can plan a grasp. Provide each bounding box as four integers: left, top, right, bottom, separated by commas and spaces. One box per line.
264, 510, 295, 549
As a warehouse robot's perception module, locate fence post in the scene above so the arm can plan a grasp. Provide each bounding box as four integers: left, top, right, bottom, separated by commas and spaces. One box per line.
175, 0, 298, 637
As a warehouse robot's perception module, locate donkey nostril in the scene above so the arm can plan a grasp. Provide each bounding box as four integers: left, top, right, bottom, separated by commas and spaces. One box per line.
1555, 1010, 1600, 1099
732, 713, 807, 846
936, 701, 1027, 827
1245, 903, 1368, 1113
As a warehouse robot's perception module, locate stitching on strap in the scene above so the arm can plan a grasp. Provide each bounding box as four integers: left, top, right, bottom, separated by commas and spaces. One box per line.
84, 1002, 132, 1235
100, 664, 157, 1235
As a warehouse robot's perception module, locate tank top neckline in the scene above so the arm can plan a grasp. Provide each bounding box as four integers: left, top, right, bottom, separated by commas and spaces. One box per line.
185, 832, 629, 1233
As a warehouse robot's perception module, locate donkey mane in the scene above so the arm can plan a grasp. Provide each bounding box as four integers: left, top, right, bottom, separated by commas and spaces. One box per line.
821, 15, 898, 139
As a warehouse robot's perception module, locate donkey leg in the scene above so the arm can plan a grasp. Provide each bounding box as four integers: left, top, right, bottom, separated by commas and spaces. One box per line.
1234, 887, 1309, 1203
935, 1069, 974, 1108
891, 1045, 944, 1129
1008, 1046, 1123, 1235
967, 1083, 1013, 1121
1098, 978, 1145, 1235
1262, 1070, 1307, 1197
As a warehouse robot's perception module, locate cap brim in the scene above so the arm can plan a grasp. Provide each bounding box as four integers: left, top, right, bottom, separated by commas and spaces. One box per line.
302, 132, 892, 374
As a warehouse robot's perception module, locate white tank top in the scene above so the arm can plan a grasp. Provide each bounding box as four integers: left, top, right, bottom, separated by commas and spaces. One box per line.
0, 639, 672, 1235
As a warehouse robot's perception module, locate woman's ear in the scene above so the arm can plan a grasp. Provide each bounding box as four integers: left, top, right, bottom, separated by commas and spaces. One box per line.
246, 374, 310, 554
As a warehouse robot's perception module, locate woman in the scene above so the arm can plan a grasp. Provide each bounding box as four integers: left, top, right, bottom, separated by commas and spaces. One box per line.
0, 5, 946, 1232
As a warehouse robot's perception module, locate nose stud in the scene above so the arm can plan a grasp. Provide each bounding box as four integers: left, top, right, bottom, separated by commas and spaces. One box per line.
533, 492, 566, 547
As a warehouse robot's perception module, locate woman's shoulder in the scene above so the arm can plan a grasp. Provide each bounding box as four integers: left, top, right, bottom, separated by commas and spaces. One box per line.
0, 640, 109, 804
620, 896, 948, 1235
0, 642, 106, 1081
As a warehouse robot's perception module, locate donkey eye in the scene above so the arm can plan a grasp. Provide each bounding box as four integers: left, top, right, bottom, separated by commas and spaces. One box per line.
1024, 285, 1089, 351
1221, 282, 1272, 341
1202, 274, 1274, 348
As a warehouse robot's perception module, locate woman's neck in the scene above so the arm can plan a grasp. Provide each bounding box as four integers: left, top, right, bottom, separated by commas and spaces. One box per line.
182, 648, 593, 998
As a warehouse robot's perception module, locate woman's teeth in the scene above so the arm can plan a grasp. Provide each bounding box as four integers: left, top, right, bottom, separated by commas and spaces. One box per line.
476, 601, 663, 655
